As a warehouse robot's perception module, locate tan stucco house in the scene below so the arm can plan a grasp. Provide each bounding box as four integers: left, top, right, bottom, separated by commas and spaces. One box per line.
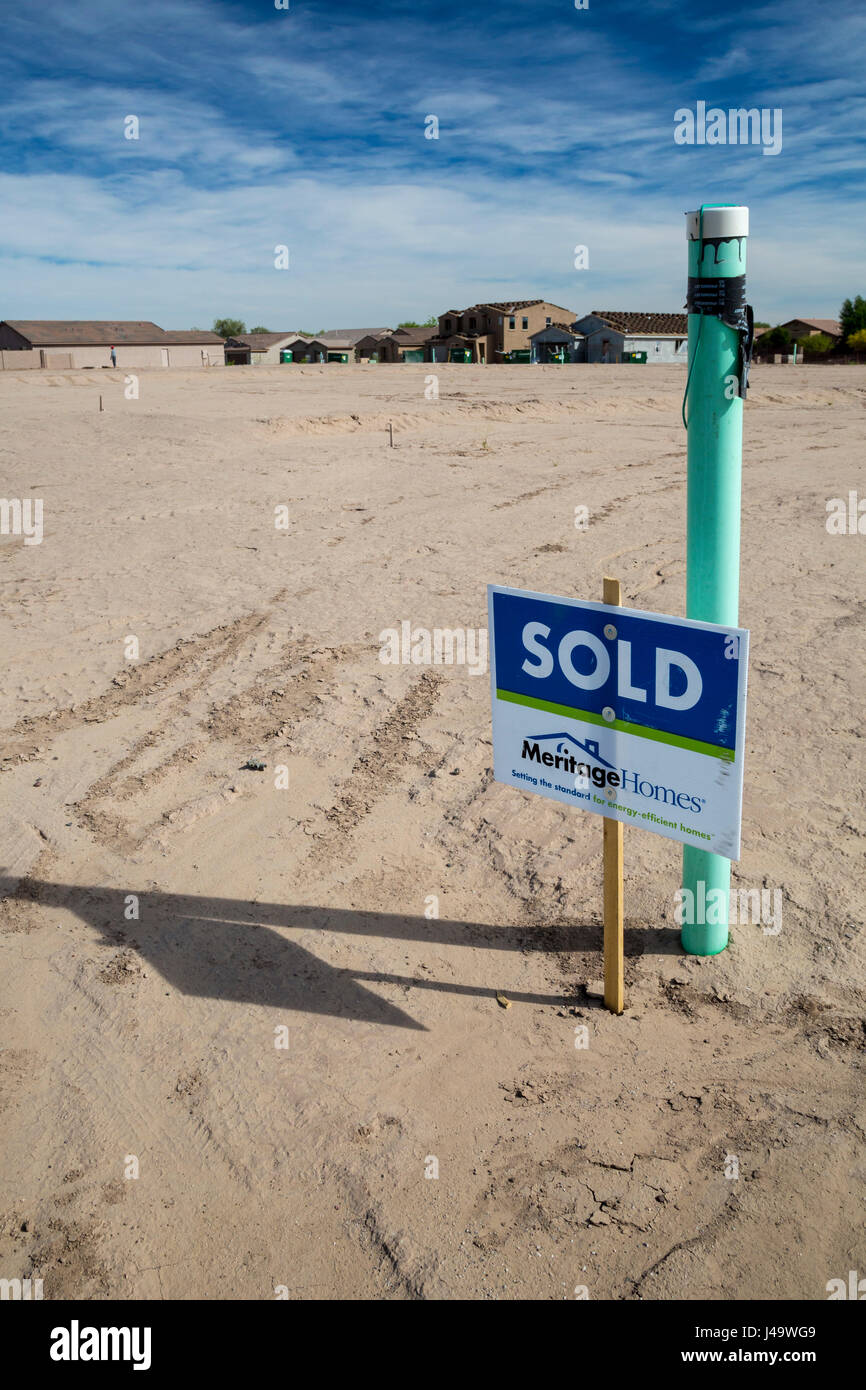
222, 332, 299, 365
377, 325, 437, 363
427, 300, 577, 363
765, 318, 842, 343
0, 321, 224, 369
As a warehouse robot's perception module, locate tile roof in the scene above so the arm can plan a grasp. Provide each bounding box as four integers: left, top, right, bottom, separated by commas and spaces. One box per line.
461, 300, 577, 316
473, 300, 543, 312
587, 311, 688, 335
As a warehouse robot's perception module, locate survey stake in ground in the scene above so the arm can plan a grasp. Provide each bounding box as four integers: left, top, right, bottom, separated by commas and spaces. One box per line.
488, 584, 749, 859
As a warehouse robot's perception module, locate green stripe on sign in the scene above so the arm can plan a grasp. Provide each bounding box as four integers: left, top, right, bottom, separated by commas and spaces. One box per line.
495, 689, 735, 762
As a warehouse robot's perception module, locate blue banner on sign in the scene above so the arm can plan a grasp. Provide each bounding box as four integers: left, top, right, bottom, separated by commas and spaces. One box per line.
491, 589, 740, 752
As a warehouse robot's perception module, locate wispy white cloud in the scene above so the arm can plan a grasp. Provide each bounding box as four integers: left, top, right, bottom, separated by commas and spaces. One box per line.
1, 159, 861, 327
0, 0, 861, 326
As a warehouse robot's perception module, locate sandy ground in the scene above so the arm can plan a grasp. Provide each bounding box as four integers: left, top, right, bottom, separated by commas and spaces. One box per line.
0, 361, 864, 1301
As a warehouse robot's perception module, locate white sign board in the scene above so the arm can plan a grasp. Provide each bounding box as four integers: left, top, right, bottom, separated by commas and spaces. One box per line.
488, 584, 749, 858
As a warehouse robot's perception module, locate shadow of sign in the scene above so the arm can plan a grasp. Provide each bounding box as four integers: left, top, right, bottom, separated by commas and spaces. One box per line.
1, 876, 681, 1030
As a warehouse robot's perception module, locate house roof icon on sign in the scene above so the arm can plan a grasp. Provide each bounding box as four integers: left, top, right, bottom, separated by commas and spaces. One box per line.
529, 731, 617, 770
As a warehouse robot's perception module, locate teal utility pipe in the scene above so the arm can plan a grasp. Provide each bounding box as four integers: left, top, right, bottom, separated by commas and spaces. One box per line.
681, 204, 749, 955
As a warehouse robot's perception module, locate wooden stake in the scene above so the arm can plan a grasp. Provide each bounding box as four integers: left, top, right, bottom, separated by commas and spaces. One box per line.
389, 420, 394, 447
99, 395, 104, 413
602, 574, 624, 1014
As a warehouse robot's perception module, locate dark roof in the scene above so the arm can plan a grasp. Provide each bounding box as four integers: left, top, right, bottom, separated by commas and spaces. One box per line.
2, 321, 229, 347
388, 325, 437, 345
162, 330, 224, 344
778, 318, 841, 336
2, 320, 168, 346
440, 302, 547, 319
472, 300, 543, 312
427, 331, 474, 343
225, 332, 296, 350
306, 336, 354, 350
319, 327, 391, 344
465, 300, 576, 316
585, 311, 688, 336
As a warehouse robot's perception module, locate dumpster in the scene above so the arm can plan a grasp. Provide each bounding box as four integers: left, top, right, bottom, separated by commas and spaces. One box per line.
623, 351, 647, 364
327, 352, 349, 363
449, 348, 472, 363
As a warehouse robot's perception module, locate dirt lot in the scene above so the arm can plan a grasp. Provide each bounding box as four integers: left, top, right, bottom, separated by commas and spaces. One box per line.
1, 362, 864, 1299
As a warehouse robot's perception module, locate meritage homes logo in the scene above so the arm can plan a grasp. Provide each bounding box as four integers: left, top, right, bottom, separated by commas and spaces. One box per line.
517, 729, 705, 813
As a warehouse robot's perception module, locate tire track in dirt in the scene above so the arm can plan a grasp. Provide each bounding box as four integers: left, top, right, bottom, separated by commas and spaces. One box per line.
135, 638, 365, 851
69, 609, 276, 852
74, 638, 354, 853
2, 629, 372, 891
2, 603, 283, 767
306, 670, 444, 868
0, 843, 62, 933
0, 597, 343, 858
201, 639, 354, 746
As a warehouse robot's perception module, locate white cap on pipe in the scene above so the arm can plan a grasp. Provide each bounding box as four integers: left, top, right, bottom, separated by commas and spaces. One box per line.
686, 206, 749, 240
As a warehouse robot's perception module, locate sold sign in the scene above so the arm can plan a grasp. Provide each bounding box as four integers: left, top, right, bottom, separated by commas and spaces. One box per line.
488, 584, 749, 858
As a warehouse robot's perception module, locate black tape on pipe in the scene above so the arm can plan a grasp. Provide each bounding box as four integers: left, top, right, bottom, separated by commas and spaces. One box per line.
687, 274, 746, 327
686, 275, 754, 398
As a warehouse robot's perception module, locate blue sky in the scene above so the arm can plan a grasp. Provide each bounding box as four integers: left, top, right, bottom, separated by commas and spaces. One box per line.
0, 0, 862, 327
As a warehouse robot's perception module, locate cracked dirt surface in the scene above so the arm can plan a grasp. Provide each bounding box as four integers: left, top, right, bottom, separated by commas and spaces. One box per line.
1, 363, 864, 1299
